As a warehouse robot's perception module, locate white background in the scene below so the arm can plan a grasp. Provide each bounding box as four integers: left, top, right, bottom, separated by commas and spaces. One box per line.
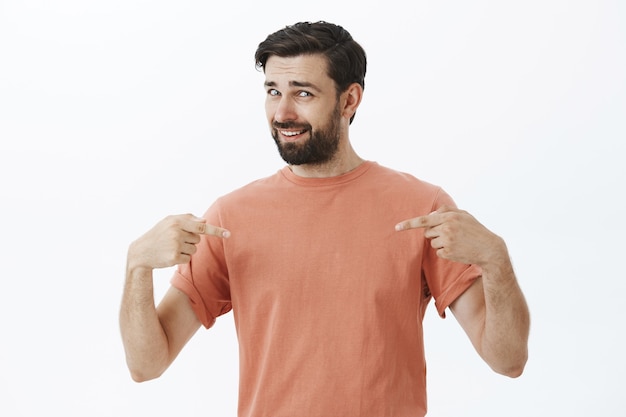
1, 1, 624, 415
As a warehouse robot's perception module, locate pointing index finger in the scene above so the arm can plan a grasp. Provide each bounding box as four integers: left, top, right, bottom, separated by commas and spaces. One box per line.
395, 212, 441, 232
200, 222, 231, 239
184, 216, 231, 238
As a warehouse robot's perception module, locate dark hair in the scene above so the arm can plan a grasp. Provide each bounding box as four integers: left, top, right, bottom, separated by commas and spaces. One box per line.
255, 21, 367, 123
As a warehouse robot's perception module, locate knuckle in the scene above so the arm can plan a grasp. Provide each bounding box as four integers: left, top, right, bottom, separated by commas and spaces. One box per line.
176, 254, 190, 265
165, 228, 180, 241
164, 252, 178, 266
164, 214, 177, 225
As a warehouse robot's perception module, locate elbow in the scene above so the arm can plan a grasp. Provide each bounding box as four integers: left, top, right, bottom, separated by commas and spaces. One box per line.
123, 348, 170, 383
126, 358, 166, 383
493, 352, 528, 379
129, 367, 163, 383
500, 363, 525, 379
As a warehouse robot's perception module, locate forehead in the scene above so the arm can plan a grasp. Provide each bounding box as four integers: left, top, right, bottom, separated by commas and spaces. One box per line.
264, 54, 332, 87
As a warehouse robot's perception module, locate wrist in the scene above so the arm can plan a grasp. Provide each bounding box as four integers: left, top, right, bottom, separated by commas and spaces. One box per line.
477, 236, 512, 276
126, 241, 155, 277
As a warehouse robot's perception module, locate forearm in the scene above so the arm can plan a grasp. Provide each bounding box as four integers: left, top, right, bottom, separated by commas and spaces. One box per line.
119, 263, 171, 382
479, 243, 530, 377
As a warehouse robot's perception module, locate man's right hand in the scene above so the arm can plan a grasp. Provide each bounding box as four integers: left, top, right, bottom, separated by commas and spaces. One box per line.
127, 214, 230, 271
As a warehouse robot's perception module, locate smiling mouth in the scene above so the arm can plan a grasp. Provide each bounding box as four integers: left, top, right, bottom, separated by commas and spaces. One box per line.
277, 128, 308, 142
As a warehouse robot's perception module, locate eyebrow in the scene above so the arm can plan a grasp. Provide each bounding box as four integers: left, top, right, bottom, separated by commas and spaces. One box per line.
264, 80, 322, 92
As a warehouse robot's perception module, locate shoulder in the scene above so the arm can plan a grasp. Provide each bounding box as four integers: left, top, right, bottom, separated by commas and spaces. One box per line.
366, 162, 442, 193
364, 162, 460, 211
211, 169, 286, 207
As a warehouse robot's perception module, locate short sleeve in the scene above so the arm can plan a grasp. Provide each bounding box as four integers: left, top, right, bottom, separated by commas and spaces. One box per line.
170, 202, 232, 328
422, 188, 482, 317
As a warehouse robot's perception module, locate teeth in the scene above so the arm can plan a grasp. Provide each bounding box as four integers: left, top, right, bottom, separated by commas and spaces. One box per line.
281, 130, 304, 137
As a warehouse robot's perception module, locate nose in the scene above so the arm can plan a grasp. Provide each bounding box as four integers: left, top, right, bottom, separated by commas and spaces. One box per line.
272, 96, 297, 124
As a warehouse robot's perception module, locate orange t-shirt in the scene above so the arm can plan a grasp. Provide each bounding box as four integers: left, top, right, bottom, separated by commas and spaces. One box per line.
172, 161, 481, 417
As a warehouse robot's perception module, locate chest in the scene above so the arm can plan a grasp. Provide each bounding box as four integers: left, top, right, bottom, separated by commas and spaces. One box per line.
223, 190, 426, 317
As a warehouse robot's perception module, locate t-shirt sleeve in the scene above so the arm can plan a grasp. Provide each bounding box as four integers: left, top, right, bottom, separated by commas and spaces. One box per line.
422, 188, 482, 318
170, 202, 232, 328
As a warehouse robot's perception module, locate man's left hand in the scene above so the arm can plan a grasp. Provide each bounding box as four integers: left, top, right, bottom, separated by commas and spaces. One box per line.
395, 205, 506, 267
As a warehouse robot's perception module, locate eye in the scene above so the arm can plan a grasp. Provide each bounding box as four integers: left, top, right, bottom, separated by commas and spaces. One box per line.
267, 89, 280, 97
297, 91, 312, 97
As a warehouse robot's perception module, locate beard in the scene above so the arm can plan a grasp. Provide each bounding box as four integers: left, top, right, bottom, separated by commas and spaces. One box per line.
271, 105, 342, 166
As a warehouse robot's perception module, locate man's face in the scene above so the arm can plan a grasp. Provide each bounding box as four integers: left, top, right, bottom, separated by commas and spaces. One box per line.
264, 54, 343, 166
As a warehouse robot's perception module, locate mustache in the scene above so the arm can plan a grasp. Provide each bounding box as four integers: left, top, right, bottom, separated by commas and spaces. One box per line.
272, 121, 312, 130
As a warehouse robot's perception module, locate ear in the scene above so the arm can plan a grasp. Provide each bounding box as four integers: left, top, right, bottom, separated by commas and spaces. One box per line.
340, 83, 363, 121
